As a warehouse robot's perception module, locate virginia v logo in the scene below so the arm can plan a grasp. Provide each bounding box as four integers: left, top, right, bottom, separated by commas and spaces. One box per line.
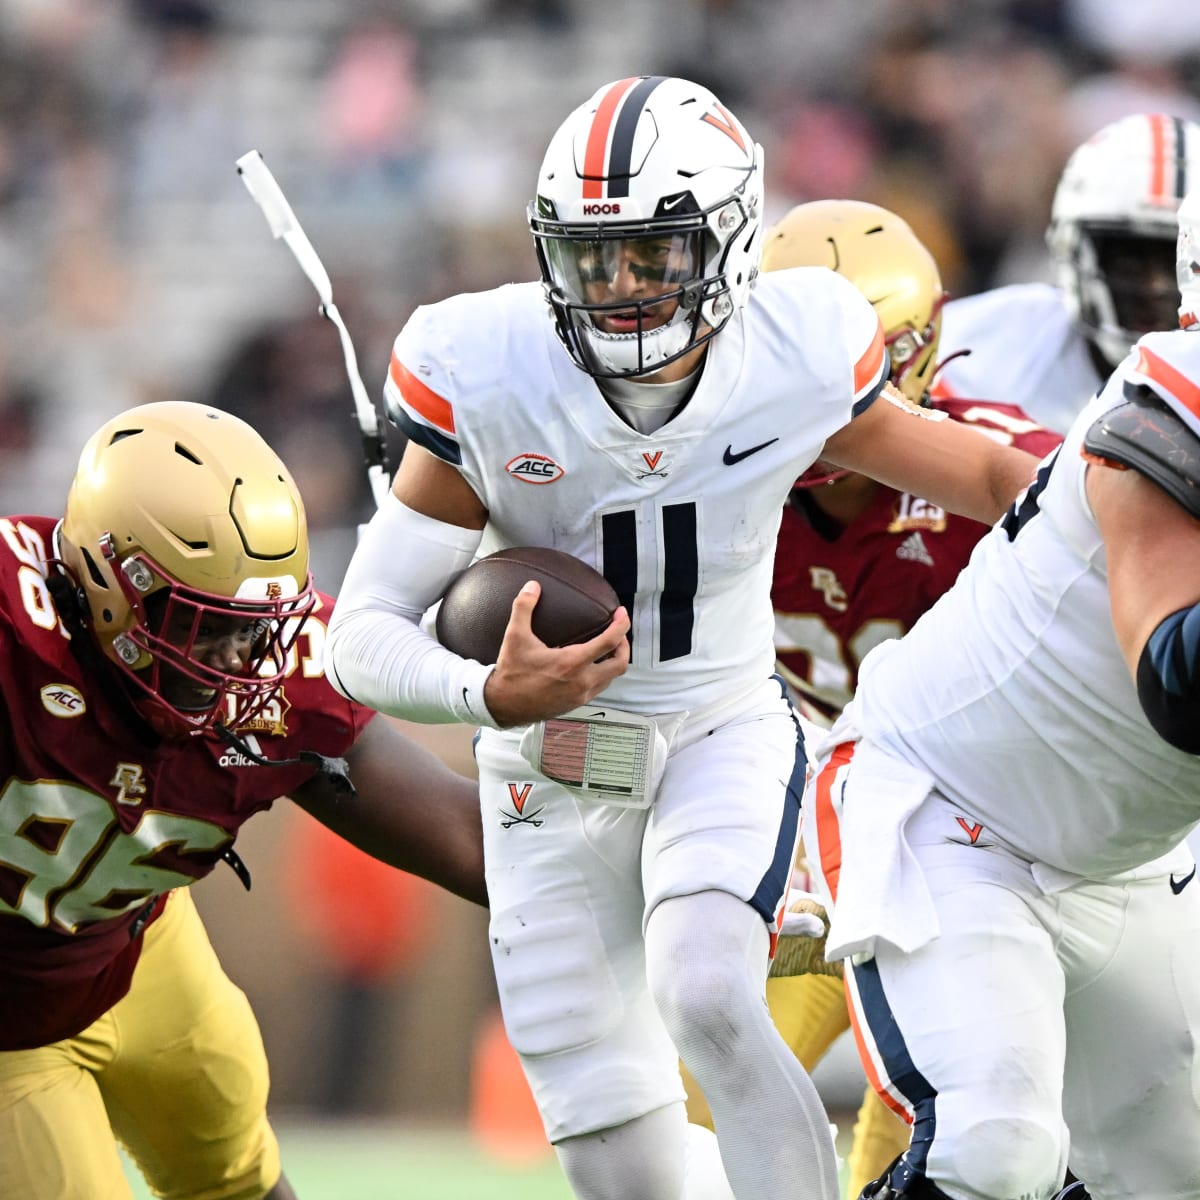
637, 449, 668, 478
501, 781, 545, 828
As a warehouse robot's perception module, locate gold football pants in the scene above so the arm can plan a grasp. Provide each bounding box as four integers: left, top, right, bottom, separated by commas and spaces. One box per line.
0, 889, 282, 1200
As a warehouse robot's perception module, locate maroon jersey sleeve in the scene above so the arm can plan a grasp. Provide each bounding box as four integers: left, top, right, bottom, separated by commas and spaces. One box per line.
932, 395, 1063, 460
772, 400, 1062, 720
0, 520, 375, 1048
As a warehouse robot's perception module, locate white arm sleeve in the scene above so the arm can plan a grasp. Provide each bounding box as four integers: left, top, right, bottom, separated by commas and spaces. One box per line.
324, 493, 497, 727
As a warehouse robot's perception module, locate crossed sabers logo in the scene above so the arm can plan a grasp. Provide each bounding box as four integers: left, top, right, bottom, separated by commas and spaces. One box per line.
500, 781, 545, 828
636, 450, 668, 479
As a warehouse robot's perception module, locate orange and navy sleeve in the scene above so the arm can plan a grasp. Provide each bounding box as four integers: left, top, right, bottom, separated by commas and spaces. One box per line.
382, 311, 463, 466
1128, 342, 1200, 429
844, 293, 890, 418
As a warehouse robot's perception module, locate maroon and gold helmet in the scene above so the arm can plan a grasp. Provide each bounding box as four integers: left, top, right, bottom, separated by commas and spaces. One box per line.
762, 199, 946, 487
57, 402, 316, 736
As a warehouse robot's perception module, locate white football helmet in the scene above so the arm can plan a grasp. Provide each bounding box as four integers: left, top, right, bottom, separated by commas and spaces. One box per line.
1047, 112, 1200, 368
1178, 186, 1200, 329
529, 75, 764, 379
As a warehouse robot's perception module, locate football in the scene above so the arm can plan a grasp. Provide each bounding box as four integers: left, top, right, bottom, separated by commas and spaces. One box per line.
435, 546, 620, 665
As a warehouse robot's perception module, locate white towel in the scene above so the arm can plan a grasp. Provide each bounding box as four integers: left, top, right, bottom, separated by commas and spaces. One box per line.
804, 729, 941, 963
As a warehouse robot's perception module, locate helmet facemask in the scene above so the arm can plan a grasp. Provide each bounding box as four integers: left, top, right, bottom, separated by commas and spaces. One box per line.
530, 76, 763, 380
101, 542, 314, 735
1066, 225, 1179, 368
533, 201, 749, 378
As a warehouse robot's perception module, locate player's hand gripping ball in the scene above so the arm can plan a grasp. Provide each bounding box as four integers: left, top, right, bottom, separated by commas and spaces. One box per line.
435, 547, 620, 665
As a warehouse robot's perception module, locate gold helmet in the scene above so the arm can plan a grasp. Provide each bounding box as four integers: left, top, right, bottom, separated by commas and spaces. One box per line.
763, 199, 946, 488
57, 401, 316, 736
763, 199, 945, 406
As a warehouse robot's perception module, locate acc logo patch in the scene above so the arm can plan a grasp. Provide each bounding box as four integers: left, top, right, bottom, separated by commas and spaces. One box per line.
41, 683, 86, 718
506, 452, 565, 484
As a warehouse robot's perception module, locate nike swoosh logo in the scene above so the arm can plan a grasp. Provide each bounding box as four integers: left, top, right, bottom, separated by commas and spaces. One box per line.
1170, 865, 1196, 895
723, 438, 779, 465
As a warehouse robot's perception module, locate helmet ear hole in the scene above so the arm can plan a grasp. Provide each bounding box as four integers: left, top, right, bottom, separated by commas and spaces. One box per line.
80, 547, 108, 589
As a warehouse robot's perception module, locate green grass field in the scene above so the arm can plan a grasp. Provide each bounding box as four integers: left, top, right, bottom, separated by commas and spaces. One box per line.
121, 1118, 855, 1198
122, 1122, 575, 1199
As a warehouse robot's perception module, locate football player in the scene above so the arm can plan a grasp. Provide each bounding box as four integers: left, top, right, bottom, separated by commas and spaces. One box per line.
931, 108, 1200, 942
933, 111, 1200, 435
326, 76, 1038, 1200
679, 199, 1060, 1197
0, 402, 486, 1200
801, 191, 1200, 1199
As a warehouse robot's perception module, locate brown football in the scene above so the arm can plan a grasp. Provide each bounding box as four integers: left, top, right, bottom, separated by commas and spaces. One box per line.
435, 546, 620, 665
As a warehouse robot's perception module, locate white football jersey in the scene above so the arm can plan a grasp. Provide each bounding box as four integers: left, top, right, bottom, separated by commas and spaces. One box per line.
934, 282, 1104, 435
387, 269, 888, 715
844, 328, 1200, 878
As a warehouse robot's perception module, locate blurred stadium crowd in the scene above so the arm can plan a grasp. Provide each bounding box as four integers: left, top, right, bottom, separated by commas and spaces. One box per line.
4, 0, 1200, 585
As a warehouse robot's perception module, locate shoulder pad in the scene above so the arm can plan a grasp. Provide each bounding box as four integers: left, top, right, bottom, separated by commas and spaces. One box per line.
1083, 381, 1200, 518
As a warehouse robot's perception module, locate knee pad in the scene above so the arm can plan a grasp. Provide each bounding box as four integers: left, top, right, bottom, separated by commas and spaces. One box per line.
861, 1109, 1067, 1200
951, 1113, 1065, 1200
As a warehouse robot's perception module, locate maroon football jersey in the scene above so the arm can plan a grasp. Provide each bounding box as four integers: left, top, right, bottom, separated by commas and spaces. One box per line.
0, 515, 374, 1049
772, 399, 1062, 720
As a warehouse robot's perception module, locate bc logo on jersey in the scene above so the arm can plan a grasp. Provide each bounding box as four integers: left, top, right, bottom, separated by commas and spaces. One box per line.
111, 763, 147, 806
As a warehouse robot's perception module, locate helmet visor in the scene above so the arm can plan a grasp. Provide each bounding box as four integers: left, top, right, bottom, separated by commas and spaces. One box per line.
542, 232, 703, 312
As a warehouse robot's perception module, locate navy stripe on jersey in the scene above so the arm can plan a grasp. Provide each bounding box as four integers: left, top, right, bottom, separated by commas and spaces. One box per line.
388, 406, 462, 466
850, 357, 890, 418
601, 509, 638, 642
748, 679, 805, 921
852, 956, 938, 1180
607, 76, 667, 197
1001, 448, 1058, 541
659, 501, 698, 660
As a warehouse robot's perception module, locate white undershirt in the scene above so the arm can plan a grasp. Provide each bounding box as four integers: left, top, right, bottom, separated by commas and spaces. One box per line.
598, 368, 700, 434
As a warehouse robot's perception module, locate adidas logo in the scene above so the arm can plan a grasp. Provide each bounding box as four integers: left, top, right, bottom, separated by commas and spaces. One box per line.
896, 531, 934, 566
219, 733, 264, 769
218, 750, 261, 768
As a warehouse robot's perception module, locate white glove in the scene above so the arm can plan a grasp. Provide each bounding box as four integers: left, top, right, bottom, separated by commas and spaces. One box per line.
780, 891, 827, 939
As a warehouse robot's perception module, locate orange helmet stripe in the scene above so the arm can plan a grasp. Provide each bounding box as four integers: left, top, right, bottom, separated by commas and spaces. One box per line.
582, 77, 639, 200
1148, 112, 1169, 203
